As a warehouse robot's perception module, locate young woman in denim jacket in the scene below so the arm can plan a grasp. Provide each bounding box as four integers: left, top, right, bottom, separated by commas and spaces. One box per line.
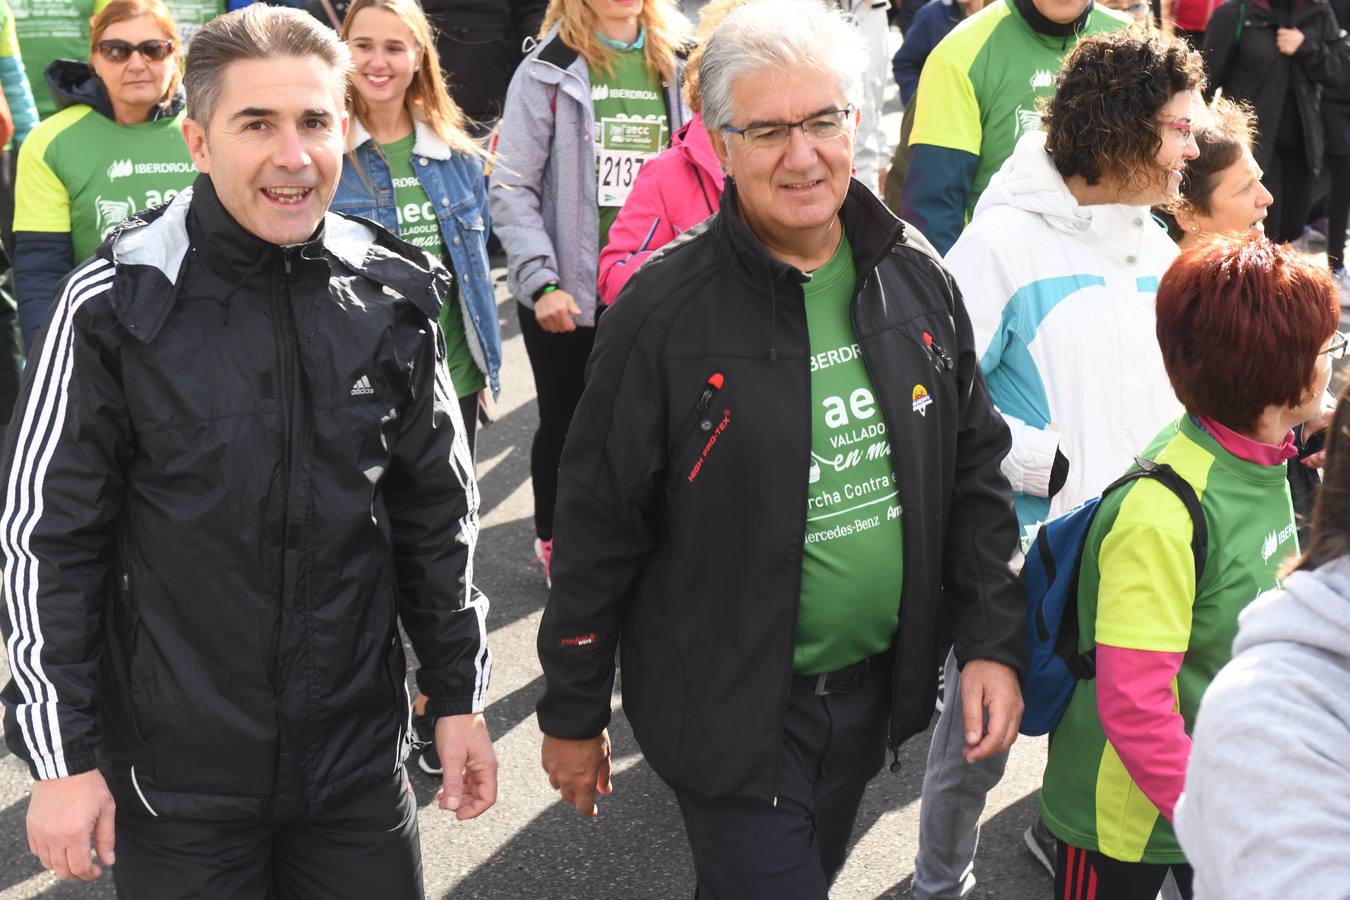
333, 0, 502, 446
333, 0, 501, 782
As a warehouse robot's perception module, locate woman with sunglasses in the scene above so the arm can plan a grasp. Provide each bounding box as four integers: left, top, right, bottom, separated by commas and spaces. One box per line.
490, 0, 691, 586
13, 0, 193, 350
1038, 233, 1342, 899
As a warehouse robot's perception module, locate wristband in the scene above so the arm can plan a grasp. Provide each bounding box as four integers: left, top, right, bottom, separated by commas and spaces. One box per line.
532, 282, 559, 303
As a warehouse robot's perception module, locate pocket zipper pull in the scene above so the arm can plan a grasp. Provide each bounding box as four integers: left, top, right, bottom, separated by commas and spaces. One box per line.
923, 332, 953, 371
698, 372, 725, 429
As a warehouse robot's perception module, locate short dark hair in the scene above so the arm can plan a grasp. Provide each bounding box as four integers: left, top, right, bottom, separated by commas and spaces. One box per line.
184, 4, 351, 128
1043, 31, 1205, 191
1180, 97, 1257, 216
1156, 233, 1337, 432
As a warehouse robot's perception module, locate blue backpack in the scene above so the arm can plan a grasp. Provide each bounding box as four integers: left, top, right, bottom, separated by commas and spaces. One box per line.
1018, 457, 1209, 737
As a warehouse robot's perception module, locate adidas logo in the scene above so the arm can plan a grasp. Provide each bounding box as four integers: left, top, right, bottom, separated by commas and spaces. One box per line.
351, 375, 374, 397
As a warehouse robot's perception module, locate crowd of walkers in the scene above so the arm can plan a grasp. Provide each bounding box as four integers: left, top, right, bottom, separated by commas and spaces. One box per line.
0, 0, 1348, 897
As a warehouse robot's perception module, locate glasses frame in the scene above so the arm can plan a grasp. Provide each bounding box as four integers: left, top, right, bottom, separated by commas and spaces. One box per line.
96, 38, 176, 63
1154, 115, 1194, 137
1322, 330, 1349, 361
720, 105, 856, 150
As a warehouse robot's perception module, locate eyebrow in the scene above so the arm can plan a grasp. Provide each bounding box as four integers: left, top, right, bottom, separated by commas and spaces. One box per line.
741, 105, 841, 130
230, 107, 334, 121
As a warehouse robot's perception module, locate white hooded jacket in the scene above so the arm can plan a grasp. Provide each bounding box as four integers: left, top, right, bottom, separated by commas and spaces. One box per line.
944, 130, 1182, 531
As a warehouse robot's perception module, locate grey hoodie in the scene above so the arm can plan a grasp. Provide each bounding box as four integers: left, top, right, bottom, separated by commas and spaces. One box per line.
1175, 555, 1350, 899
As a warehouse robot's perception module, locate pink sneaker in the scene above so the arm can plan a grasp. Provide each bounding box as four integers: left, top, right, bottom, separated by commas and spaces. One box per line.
533, 538, 553, 589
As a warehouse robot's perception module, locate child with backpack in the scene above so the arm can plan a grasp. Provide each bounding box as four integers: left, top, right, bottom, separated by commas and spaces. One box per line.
1036, 233, 1341, 899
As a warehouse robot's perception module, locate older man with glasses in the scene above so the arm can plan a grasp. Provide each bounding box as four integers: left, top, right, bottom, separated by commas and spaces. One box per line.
534, 1, 1026, 895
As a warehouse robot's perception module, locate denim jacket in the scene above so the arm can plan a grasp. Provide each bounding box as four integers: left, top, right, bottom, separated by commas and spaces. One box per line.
333, 117, 502, 396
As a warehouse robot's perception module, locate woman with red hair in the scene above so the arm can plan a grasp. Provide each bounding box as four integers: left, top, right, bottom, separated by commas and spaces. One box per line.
1039, 233, 1341, 899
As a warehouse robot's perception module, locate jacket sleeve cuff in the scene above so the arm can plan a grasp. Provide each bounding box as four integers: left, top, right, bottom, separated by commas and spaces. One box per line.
424, 695, 481, 720
30, 750, 99, 781
999, 419, 1061, 497
518, 267, 560, 310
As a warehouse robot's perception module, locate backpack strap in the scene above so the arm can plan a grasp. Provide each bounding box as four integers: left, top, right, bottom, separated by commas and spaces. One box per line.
1066, 456, 1209, 681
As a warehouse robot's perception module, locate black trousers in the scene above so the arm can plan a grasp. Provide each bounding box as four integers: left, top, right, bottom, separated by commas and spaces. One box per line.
112, 771, 423, 900
674, 667, 890, 899
1056, 841, 1193, 900
515, 301, 596, 541
1265, 147, 1317, 244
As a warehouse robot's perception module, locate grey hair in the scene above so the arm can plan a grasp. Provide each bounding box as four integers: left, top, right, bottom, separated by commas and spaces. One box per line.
184, 4, 353, 128
698, 0, 868, 134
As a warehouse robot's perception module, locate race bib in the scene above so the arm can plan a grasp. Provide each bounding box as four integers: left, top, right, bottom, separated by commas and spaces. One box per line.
597, 116, 664, 207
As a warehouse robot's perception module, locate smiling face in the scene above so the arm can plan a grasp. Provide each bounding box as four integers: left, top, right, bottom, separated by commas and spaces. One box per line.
181, 54, 348, 246
1146, 90, 1201, 206
709, 67, 856, 261
91, 15, 178, 117
346, 6, 419, 113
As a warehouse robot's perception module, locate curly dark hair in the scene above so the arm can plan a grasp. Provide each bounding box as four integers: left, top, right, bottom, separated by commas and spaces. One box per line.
1042, 31, 1206, 193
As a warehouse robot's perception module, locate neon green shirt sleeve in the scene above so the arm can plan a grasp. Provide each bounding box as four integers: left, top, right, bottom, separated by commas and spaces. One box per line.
908, 48, 982, 155
1094, 481, 1196, 653
13, 116, 72, 234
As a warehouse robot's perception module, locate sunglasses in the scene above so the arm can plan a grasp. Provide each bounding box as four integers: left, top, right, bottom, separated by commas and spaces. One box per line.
96, 38, 175, 63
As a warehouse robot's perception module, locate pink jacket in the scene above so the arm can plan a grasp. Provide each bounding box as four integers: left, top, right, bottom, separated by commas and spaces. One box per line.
598, 113, 724, 304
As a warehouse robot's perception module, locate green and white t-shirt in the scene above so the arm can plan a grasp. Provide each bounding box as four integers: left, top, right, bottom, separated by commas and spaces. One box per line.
1040, 415, 1296, 864
11, 0, 108, 119
795, 231, 903, 676
589, 44, 667, 248
381, 132, 485, 400
15, 105, 195, 261
165, 0, 224, 51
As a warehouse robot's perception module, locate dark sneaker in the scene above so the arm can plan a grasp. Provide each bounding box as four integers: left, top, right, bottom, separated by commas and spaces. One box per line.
1024, 819, 1056, 877
413, 713, 442, 777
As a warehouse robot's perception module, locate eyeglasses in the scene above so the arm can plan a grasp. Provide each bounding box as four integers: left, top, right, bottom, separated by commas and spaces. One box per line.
1155, 116, 1194, 137
720, 105, 855, 151
1321, 330, 1348, 360
96, 38, 175, 63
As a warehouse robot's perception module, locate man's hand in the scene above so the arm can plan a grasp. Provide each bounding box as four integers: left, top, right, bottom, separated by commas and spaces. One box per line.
434, 712, 498, 820
541, 730, 611, 817
27, 769, 116, 880
959, 659, 1023, 763
1277, 27, 1306, 54
535, 290, 581, 334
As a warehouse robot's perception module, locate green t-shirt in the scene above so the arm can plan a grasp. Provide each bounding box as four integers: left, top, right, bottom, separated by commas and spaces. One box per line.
165, 0, 224, 50
908, 0, 1129, 220
589, 47, 667, 249
15, 105, 195, 261
1040, 415, 1297, 864
381, 132, 485, 400
11, 0, 108, 119
795, 231, 904, 675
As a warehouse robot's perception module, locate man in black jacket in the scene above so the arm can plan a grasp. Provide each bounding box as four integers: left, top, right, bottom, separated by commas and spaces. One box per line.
1, 6, 495, 895
536, 1, 1024, 895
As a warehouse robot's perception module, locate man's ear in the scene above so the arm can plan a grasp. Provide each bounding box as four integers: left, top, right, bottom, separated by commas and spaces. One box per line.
707, 122, 732, 177
182, 116, 211, 174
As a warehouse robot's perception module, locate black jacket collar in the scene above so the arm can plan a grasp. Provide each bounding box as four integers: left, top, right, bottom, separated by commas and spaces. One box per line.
185, 173, 326, 284
715, 176, 908, 291
1013, 0, 1093, 37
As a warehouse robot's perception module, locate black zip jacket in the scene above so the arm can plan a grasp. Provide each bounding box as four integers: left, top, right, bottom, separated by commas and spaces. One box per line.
14, 60, 188, 351
1203, 0, 1350, 174
537, 180, 1025, 802
0, 175, 490, 819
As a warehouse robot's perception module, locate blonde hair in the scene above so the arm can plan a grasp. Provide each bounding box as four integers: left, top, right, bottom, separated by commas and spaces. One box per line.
539, 0, 691, 83
683, 0, 755, 112
340, 0, 482, 158
90, 0, 182, 105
